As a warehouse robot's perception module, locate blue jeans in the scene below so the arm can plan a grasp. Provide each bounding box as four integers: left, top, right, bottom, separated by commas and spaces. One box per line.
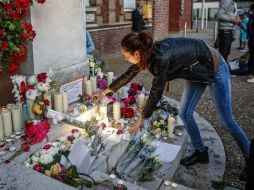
179, 57, 250, 157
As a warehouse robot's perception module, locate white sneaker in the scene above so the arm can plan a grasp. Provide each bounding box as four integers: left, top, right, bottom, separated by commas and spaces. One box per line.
246, 77, 254, 83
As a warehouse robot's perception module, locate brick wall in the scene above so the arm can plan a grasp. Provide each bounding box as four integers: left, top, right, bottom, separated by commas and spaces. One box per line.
90, 26, 132, 56
153, 0, 169, 40
179, 0, 193, 30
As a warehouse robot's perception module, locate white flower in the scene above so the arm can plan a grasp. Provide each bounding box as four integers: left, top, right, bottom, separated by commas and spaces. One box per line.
27, 75, 37, 85
46, 77, 52, 84
36, 82, 50, 92
39, 153, 53, 165
59, 136, 67, 142
31, 156, 40, 162
39, 149, 47, 155
48, 147, 59, 156
73, 132, 80, 138
52, 142, 60, 147
26, 89, 38, 100
24, 161, 31, 168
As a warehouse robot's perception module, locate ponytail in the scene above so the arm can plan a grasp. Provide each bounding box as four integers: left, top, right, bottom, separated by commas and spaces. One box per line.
121, 30, 153, 70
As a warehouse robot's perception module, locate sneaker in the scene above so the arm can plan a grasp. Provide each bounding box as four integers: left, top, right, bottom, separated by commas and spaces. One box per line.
180, 147, 209, 166
240, 48, 246, 52
247, 78, 254, 83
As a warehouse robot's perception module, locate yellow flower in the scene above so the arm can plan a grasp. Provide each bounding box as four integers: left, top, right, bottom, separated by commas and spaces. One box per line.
45, 163, 61, 177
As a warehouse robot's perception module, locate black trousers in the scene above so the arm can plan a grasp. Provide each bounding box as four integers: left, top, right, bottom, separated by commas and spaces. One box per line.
248, 41, 254, 75
245, 138, 254, 190
218, 29, 234, 62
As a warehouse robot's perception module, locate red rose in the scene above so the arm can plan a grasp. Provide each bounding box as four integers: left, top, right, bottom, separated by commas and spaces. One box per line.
37, 73, 47, 83
33, 164, 41, 172
131, 83, 138, 91
1, 41, 8, 51
71, 129, 79, 133
121, 107, 134, 118
116, 129, 123, 135
101, 123, 107, 130
43, 144, 51, 150
38, 0, 46, 4
44, 99, 50, 106
67, 136, 75, 141
20, 81, 27, 94
8, 63, 20, 74
23, 144, 30, 152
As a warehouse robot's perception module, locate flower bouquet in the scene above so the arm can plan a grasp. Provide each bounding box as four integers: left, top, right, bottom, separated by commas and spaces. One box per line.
24, 128, 112, 188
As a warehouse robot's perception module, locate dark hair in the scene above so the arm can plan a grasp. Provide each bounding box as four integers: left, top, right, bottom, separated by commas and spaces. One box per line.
121, 30, 153, 70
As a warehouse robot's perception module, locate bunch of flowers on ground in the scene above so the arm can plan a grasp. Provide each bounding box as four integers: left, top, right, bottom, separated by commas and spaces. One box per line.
0, 0, 46, 74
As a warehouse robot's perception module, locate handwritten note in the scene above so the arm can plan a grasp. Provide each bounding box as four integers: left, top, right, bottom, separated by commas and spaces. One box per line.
59, 78, 83, 103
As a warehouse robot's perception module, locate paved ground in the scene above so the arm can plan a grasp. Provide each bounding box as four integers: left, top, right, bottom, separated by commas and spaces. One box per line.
101, 29, 254, 189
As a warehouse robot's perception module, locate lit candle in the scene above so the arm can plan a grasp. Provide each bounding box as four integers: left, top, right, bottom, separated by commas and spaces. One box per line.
113, 101, 121, 122
11, 105, 22, 132
54, 93, 63, 112
85, 80, 93, 97
168, 116, 175, 139
107, 72, 114, 85
62, 92, 68, 113
1, 108, 13, 137
99, 104, 107, 118
0, 114, 4, 140
27, 99, 35, 119
44, 93, 52, 109
90, 76, 97, 93
138, 93, 145, 108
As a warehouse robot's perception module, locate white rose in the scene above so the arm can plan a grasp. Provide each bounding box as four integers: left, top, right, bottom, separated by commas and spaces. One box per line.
36, 82, 50, 92
59, 136, 67, 142
73, 133, 80, 138
52, 142, 60, 147
24, 161, 31, 168
39, 149, 47, 155
39, 154, 53, 164
27, 75, 37, 85
32, 156, 40, 162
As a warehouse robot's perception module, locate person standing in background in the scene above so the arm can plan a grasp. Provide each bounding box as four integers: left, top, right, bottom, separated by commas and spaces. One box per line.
246, 3, 254, 83
132, 2, 145, 32
239, 12, 249, 52
217, 0, 242, 63
86, 31, 95, 55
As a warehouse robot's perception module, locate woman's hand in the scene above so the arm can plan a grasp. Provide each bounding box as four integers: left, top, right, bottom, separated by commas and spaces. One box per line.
128, 117, 145, 133
92, 93, 104, 102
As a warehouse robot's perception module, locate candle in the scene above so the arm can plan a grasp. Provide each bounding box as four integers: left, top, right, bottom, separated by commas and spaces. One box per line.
6, 103, 15, 110
54, 93, 63, 112
27, 99, 35, 119
1, 109, 13, 137
85, 80, 93, 97
0, 114, 4, 140
168, 116, 175, 139
83, 76, 88, 95
113, 102, 121, 122
16, 103, 24, 129
90, 76, 97, 93
138, 93, 145, 108
44, 93, 52, 109
62, 92, 68, 113
11, 105, 22, 132
107, 72, 114, 85
99, 104, 107, 118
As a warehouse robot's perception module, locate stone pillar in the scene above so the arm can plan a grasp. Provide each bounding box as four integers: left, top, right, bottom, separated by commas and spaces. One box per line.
20, 0, 88, 84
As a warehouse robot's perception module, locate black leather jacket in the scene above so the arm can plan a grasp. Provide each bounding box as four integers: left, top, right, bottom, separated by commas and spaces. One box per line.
110, 38, 215, 119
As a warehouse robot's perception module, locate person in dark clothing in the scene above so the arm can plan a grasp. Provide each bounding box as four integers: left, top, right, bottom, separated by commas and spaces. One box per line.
245, 137, 254, 190
217, 0, 242, 62
132, 3, 145, 32
246, 3, 254, 83
93, 31, 250, 167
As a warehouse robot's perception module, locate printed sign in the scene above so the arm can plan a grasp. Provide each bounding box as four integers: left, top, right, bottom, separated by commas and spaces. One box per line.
59, 78, 83, 103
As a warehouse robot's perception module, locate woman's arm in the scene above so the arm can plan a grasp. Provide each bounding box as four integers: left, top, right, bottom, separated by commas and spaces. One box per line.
109, 64, 141, 92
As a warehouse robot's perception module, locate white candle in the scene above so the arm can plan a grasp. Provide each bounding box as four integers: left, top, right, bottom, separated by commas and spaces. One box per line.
107, 72, 114, 85
54, 93, 63, 112
16, 103, 24, 129
168, 116, 175, 139
0, 114, 4, 140
6, 103, 15, 110
27, 99, 35, 119
11, 105, 22, 132
138, 93, 145, 108
1, 109, 13, 137
44, 93, 52, 109
99, 104, 107, 118
83, 76, 88, 95
90, 76, 97, 93
62, 92, 68, 113
113, 102, 121, 122
85, 80, 93, 97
